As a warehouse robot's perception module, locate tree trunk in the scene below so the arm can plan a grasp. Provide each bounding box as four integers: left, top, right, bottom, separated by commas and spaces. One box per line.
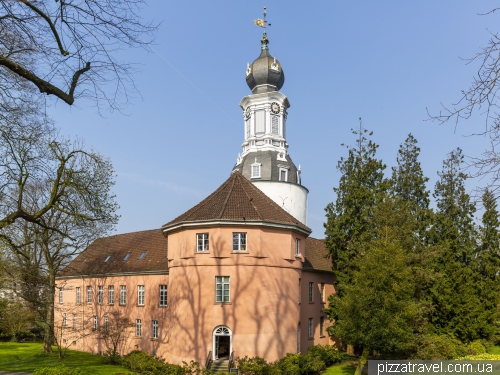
43, 271, 55, 353
354, 347, 369, 375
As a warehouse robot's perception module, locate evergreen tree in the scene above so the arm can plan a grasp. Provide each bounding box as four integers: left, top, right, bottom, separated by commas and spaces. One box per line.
429, 148, 489, 342
324, 122, 386, 294
478, 189, 500, 281
329, 223, 418, 374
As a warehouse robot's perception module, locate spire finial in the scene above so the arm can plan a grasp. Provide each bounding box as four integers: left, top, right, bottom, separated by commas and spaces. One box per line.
254, 6, 271, 50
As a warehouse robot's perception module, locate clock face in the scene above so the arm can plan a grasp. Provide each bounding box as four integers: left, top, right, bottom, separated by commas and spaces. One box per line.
245, 107, 251, 119
271, 102, 280, 114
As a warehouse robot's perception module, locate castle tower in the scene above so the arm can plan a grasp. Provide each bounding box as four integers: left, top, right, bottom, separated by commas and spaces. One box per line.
232, 30, 308, 225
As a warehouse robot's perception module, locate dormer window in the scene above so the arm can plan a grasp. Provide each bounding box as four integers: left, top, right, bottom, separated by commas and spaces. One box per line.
104, 255, 111, 263
279, 168, 288, 182
251, 159, 261, 178
123, 252, 131, 261
138, 251, 147, 260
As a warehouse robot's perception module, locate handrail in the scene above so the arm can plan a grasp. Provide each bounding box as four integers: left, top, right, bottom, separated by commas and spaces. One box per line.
228, 351, 235, 371
205, 351, 212, 369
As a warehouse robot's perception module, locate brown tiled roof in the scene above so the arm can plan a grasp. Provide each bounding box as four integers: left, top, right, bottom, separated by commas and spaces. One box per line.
163, 172, 311, 233
303, 237, 332, 272
59, 229, 168, 277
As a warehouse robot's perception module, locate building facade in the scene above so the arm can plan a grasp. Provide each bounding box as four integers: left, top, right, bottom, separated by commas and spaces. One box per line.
56, 30, 335, 366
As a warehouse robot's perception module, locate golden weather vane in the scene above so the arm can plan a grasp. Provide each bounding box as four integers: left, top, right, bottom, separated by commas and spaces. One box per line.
254, 5, 271, 30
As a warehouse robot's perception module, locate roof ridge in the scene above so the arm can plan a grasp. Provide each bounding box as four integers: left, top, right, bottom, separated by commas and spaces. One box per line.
218, 173, 236, 219
238, 173, 264, 220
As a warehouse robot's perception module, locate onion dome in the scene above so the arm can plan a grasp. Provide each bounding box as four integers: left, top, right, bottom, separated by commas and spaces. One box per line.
246, 33, 285, 94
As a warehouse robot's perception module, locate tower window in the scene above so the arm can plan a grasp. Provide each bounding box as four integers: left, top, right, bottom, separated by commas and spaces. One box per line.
197, 233, 209, 252
279, 168, 288, 182
251, 160, 261, 178
271, 115, 279, 134
233, 232, 247, 251
255, 110, 265, 134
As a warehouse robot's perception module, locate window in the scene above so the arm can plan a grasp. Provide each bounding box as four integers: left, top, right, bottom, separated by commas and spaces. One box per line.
138, 285, 145, 306
152, 320, 158, 339
295, 238, 300, 256
59, 288, 63, 304
233, 232, 247, 251
159, 285, 167, 306
120, 285, 126, 305
215, 276, 230, 303
104, 316, 109, 333
279, 168, 288, 182
87, 286, 92, 303
255, 110, 265, 134
320, 283, 325, 303
308, 282, 314, 303
108, 286, 114, 304
298, 278, 301, 303
76, 287, 81, 304
123, 252, 131, 261
93, 316, 98, 331
251, 164, 261, 178
136, 319, 141, 337
63, 313, 67, 327
308, 318, 313, 338
271, 115, 279, 134
98, 286, 103, 304
104, 255, 111, 262
297, 323, 301, 353
320, 317, 325, 337
138, 251, 147, 260
197, 233, 209, 252
73, 314, 77, 330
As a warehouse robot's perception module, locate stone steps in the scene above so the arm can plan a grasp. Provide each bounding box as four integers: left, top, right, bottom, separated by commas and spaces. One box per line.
210, 359, 229, 373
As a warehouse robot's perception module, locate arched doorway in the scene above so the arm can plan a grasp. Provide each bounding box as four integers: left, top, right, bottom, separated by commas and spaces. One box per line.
213, 325, 232, 360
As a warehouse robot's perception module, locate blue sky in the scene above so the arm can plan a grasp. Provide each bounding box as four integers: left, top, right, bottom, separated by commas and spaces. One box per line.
48, 1, 499, 237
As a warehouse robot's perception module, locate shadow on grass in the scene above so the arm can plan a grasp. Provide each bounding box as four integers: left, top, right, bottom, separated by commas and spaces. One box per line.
0, 342, 135, 375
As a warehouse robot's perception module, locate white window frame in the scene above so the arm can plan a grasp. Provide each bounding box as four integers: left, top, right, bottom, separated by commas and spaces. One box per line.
63, 313, 67, 327
159, 285, 167, 306
98, 286, 103, 304
320, 316, 325, 337
136, 319, 141, 337
308, 282, 314, 303
251, 162, 261, 178
295, 238, 301, 256
138, 285, 145, 306
197, 233, 209, 252
108, 285, 114, 304
73, 314, 77, 330
104, 316, 109, 333
215, 276, 230, 303
232, 232, 247, 252
152, 320, 158, 339
87, 286, 92, 303
59, 288, 63, 304
308, 318, 313, 338
93, 316, 98, 331
76, 287, 81, 305
120, 285, 126, 305
279, 168, 288, 182
320, 283, 325, 303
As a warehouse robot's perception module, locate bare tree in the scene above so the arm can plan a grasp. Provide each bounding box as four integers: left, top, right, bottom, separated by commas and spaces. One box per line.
428, 8, 500, 196
53, 302, 93, 359
0, 0, 157, 111
97, 311, 134, 363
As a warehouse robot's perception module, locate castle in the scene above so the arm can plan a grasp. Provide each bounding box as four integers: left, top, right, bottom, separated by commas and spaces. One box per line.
56, 23, 335, 367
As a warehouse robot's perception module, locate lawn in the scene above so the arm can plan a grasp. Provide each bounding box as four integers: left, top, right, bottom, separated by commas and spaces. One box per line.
0, 342, 134, 374
324, 363, 356, 375
489, 346, 500, 355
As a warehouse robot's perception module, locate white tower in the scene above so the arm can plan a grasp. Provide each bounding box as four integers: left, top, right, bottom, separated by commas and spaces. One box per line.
232, 30, 308, 225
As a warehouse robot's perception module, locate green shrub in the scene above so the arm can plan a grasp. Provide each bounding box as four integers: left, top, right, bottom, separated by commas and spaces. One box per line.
277, 353, 325, 375
122, 350, 182, 375
467, 340, 486, 355
102, 348, 122, 365
33, 365, 82, 375
413, 334, 467, 360
236, 356, 279, 375
181, 360, 212, 375
306, 345, 341, 366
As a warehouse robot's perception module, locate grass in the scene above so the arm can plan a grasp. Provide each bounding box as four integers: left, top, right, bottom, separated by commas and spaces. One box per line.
489, 346, 500, 355
0, 342, 134, 374
324, 362, 356, 375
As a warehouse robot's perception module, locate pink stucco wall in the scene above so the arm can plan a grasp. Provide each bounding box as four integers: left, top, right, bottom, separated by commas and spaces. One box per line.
55, 225, 335, 366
